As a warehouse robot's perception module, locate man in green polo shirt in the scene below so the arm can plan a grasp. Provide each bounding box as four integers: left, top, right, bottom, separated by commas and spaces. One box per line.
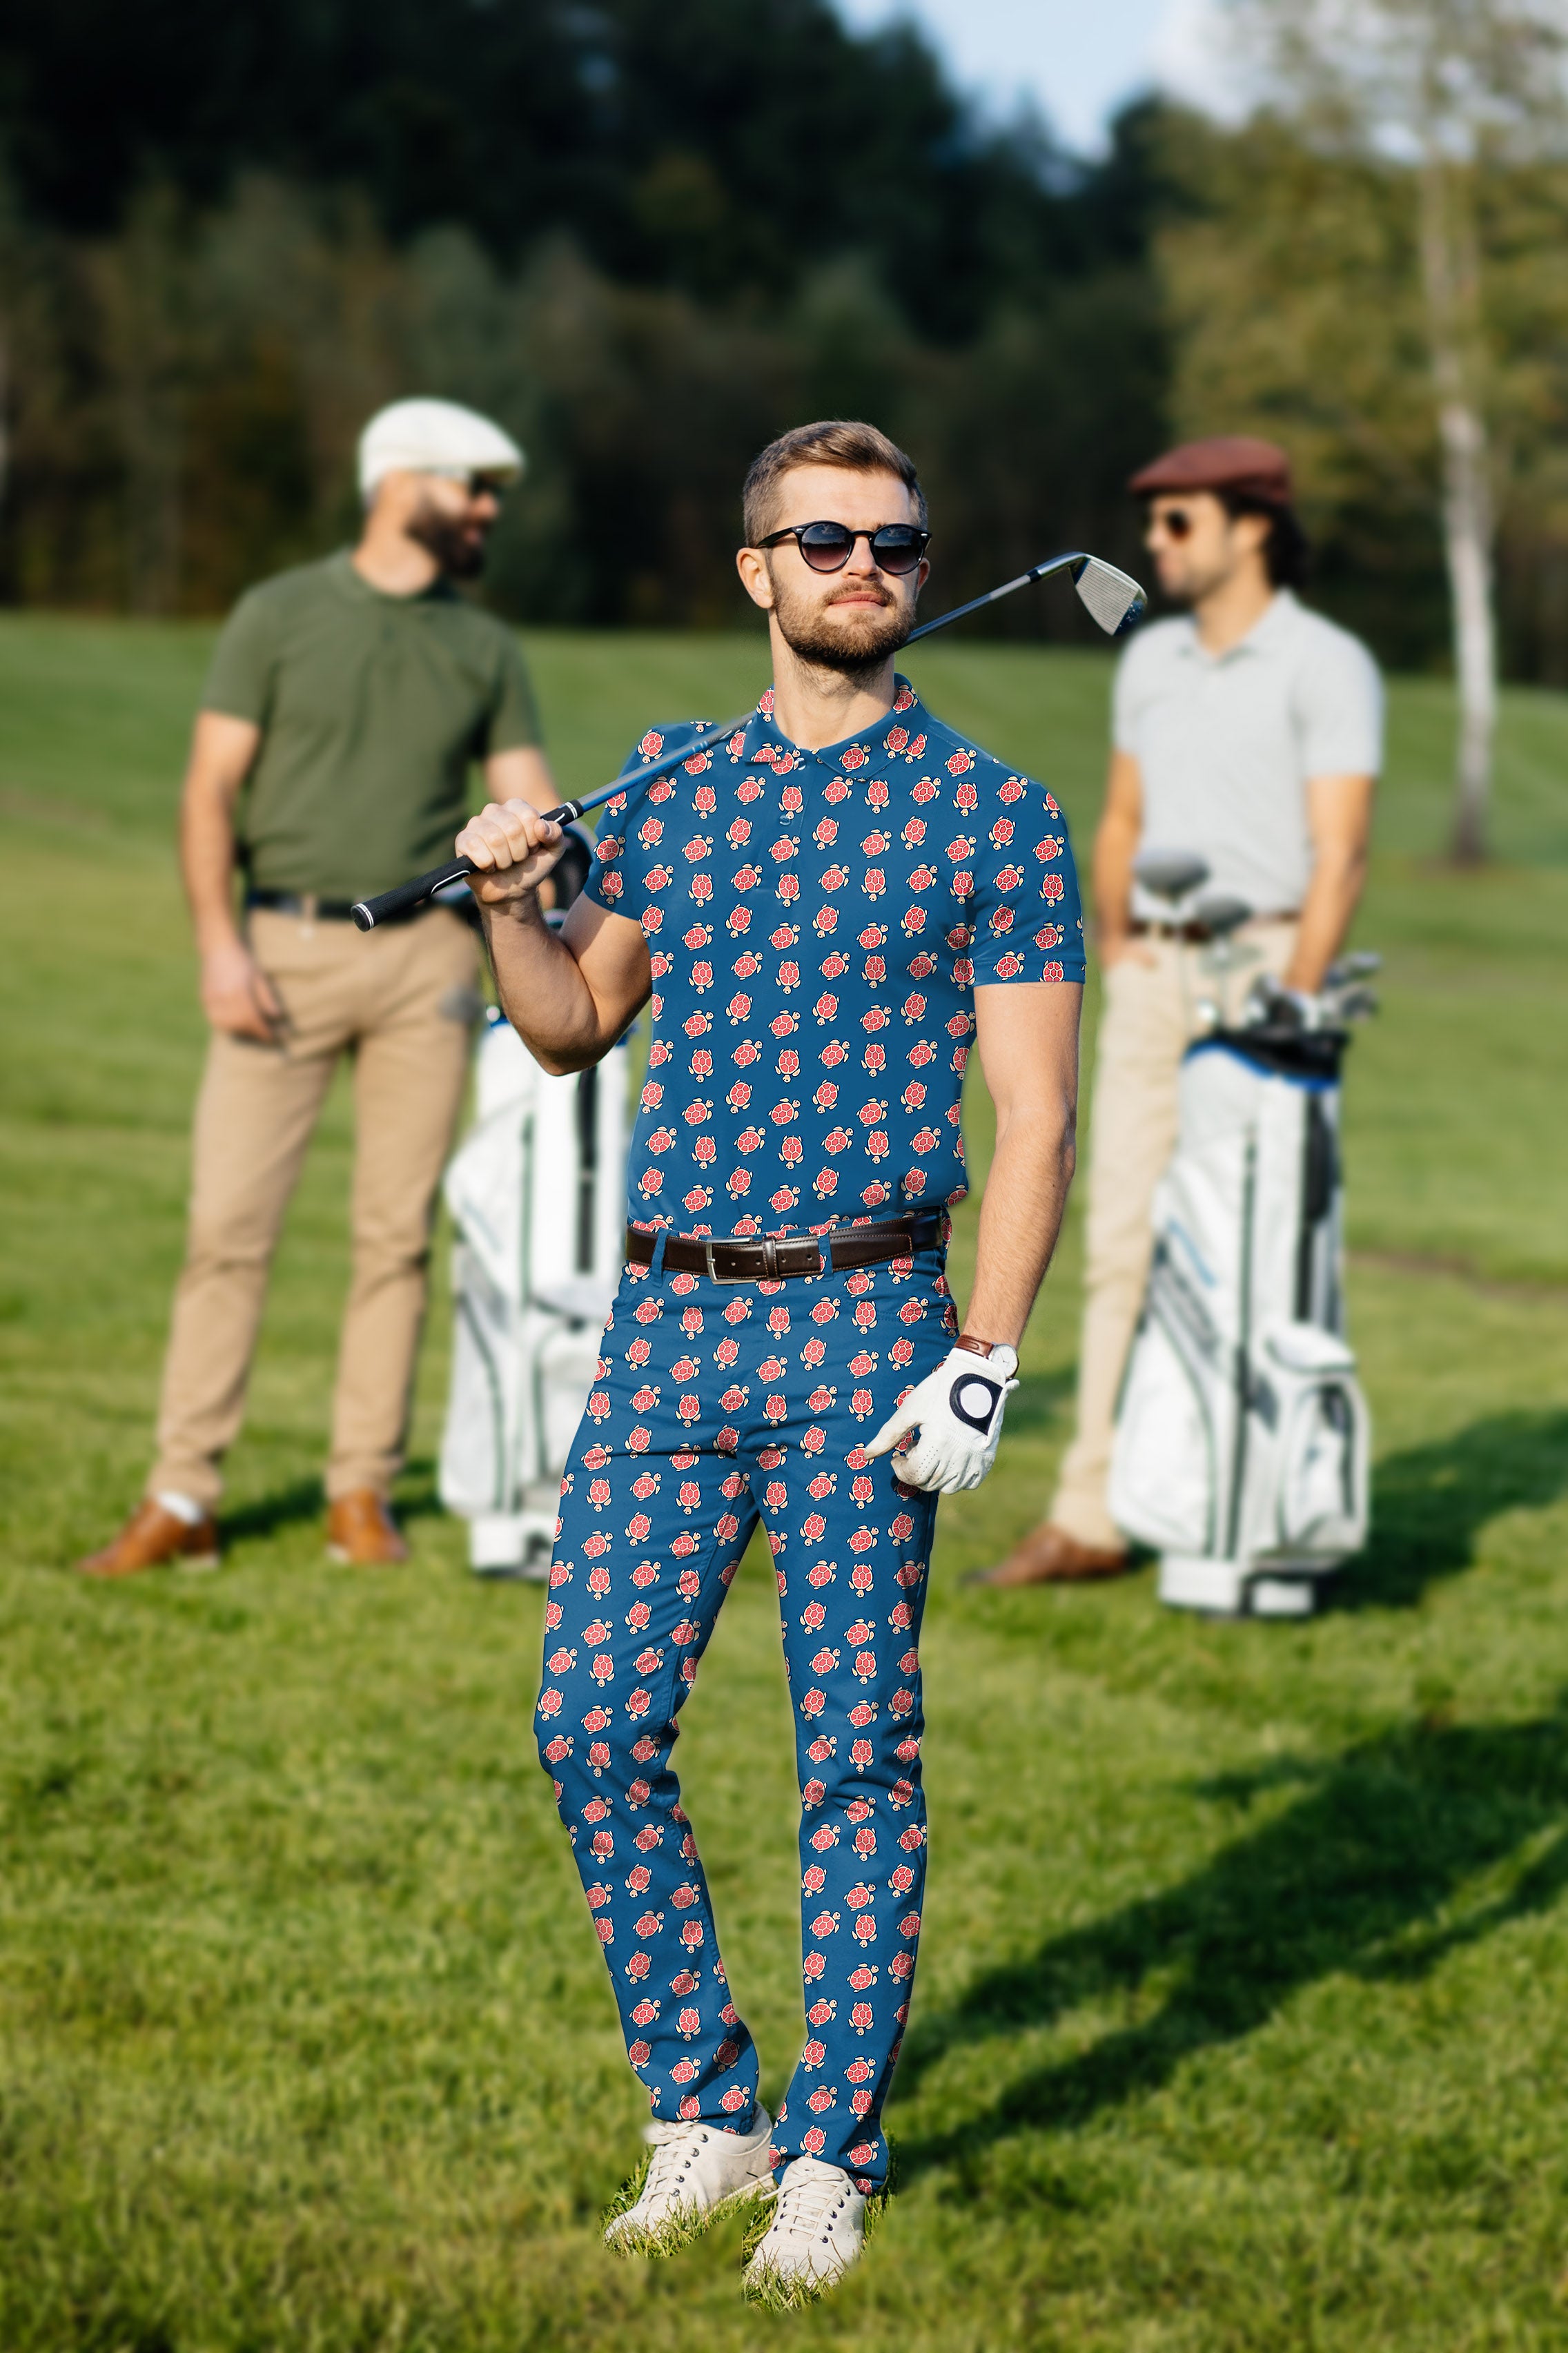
79, 398, 557, 1576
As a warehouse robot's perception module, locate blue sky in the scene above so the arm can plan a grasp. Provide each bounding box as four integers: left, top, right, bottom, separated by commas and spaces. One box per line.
832, 0, 1232, 154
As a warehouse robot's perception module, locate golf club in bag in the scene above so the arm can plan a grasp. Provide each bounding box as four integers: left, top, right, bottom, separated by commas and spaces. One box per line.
347, 549, 1146, 932
438, 830, 631, 1577
1108, 891, 1380, 1619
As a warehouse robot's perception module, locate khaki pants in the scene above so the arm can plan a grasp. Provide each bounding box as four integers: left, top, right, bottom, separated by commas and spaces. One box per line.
149, 906, 479, 1511
1050, 920, 1298, 1552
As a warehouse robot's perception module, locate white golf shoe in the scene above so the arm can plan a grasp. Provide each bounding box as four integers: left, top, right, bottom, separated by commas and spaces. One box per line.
603, 2106, 774, 2257
742, 2154, 867, 2305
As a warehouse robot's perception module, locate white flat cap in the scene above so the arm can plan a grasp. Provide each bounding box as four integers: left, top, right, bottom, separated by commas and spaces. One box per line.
358, 398, 525, 498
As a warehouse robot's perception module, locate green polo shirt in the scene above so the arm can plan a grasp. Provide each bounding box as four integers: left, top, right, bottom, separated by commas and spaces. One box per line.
202, 551, 542, 901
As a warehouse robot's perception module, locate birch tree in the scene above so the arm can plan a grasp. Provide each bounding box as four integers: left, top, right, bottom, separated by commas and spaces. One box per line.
1223, 0, 1568, 861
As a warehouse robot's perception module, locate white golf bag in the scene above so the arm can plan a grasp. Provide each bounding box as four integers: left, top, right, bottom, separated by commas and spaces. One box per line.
440, 1008, 628, 1576
1108, 1026, 1370, 1617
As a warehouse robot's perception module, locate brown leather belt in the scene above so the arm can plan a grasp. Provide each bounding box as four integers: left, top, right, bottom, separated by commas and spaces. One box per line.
1130, 912, 1298, 944
626, 1213, 942, 1284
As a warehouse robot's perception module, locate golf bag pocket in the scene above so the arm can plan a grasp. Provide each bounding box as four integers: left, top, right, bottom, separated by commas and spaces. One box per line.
1248, 1320, 1369, 1560
1108, 1256, 1224, 1556
439, 1013, 627, 1527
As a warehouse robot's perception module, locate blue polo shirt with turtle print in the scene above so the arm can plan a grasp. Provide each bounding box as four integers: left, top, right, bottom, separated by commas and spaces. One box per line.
584, 674, 1086, 1236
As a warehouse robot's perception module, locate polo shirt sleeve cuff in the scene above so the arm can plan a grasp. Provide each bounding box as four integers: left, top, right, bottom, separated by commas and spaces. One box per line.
971, 946, 1087, 985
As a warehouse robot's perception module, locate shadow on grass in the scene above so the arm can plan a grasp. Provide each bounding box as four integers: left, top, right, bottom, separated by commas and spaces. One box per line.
1347, 1409, 1568, 1610
217, 1478, 324, 1546
219, 1458, 451, 1550
393, 1456, 450, 1528
894, 1701, 1568, 2188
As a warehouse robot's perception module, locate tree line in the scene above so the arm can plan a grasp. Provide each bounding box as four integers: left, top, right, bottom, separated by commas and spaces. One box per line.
0, 0, 1565, 750
0, 0, 1166, 636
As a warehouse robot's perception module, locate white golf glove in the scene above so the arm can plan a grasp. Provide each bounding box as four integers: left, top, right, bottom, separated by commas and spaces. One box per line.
865, 1343, 1020, 1494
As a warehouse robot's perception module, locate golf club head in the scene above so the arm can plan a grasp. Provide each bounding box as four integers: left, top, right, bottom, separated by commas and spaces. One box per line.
1244, 974, 1300, 1030
1324, 950, 1382, 986
1134, 847, 1211, 904
1193, 892, 1253, 939
1070, 556, 1146, 637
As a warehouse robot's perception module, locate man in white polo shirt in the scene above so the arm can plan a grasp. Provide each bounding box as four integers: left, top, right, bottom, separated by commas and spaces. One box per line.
982, 434, 1382, 1586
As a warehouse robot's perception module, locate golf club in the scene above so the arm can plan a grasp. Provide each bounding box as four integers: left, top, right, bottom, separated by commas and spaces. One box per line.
1133, 849, 1213, 1030
1133, 848, 1211, 905
905, 550, 1146, 645
1244, 970, 1380, 1034
351, 707, 754, 930
350, 545, 1148, 930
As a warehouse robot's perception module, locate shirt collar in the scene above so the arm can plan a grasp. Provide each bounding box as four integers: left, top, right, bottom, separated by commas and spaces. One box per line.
329, 547, 454, 607
1175, 589, 1297, 665
741, 675, 927, 772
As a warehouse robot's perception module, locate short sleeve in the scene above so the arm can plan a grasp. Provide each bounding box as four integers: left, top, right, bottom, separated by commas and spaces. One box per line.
585, 721, 716, 924
583, 737, 669, 921
1111, 633, 1146, 755
200, 587, 279, 725
1297, 629, 1384, 777
968, 765, 1087, 986
484, 632, 544, 752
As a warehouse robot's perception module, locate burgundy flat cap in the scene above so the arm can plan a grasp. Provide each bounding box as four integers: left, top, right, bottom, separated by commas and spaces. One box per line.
1128, 435, 1293, 506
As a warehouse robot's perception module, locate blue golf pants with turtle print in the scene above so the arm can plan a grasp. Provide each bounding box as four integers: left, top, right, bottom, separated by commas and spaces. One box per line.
534, 1242, 953, 2193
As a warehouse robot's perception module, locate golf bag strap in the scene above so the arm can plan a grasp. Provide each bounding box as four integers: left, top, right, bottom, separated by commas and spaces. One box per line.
626, 1212, 942, 1284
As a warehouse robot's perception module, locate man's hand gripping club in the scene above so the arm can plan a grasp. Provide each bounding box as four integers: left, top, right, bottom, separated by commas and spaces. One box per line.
454, 794, 657, 1081
455, 797, 570, 908
866, 1345, 1020, 1494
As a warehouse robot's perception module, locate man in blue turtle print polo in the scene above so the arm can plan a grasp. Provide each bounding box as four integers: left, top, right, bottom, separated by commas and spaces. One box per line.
454, 419, 1084, 2304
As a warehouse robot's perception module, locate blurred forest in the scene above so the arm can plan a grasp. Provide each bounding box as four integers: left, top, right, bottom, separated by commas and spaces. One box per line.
0, 0, 1565, 678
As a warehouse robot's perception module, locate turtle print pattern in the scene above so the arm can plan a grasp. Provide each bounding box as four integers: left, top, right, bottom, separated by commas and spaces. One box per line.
536, 1245, 950, 2194
584, 676, 1086, 1237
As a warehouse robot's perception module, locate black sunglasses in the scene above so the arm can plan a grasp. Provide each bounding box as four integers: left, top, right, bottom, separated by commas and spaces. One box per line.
1148, 505, 1196, 540
758, 520, 930, 575
425, 467, 516, 498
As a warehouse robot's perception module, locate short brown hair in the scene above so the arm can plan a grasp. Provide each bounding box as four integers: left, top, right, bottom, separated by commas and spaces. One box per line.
742, 420, 927, 547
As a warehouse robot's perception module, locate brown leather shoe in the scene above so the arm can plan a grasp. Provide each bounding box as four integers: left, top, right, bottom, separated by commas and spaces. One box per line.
326, 1491, 409, 1566
969, 1521, 1130, 1588
76, 1498, 219, 1579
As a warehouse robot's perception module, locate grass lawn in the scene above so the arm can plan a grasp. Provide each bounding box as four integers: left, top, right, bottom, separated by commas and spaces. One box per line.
3, 615, 1568, 2349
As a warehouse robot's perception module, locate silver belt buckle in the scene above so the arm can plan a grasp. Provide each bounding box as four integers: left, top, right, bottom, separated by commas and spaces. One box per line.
704, 1238, 756, 1285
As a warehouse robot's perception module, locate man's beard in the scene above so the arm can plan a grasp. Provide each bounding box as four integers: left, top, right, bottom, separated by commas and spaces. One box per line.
770, 572, 912, 675
408, 505, 489, 580
1165, 553, 1234, 609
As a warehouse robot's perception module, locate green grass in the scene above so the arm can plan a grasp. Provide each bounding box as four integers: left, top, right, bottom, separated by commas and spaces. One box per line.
4, 616, 1568, 2348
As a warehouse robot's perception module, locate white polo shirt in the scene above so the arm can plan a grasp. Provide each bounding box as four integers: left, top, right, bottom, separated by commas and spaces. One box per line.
1113, 590, 1383, 921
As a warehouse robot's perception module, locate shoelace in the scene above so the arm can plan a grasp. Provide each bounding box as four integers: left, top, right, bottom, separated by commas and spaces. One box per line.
637, 2121, 714, 2218
770, 2165, 852, 2245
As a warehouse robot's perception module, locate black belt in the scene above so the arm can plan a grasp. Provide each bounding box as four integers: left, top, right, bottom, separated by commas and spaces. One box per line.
1130, 912, 1297, 944
247, 890, 364, 923
626, 1213, 942, 1284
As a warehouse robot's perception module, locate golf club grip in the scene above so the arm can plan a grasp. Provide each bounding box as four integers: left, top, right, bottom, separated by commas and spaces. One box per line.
351, 859, 476, 931
351, 795, 598, 928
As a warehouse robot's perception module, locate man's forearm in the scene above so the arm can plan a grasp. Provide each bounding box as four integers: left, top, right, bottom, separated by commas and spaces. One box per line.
1285, 852, 1366, 993
963, 1106, 1077, 1349
483, 899, 620, 1074
180, 787, 244, 953
1092, 752, 1143, 954
1092, 814, 1138, 952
